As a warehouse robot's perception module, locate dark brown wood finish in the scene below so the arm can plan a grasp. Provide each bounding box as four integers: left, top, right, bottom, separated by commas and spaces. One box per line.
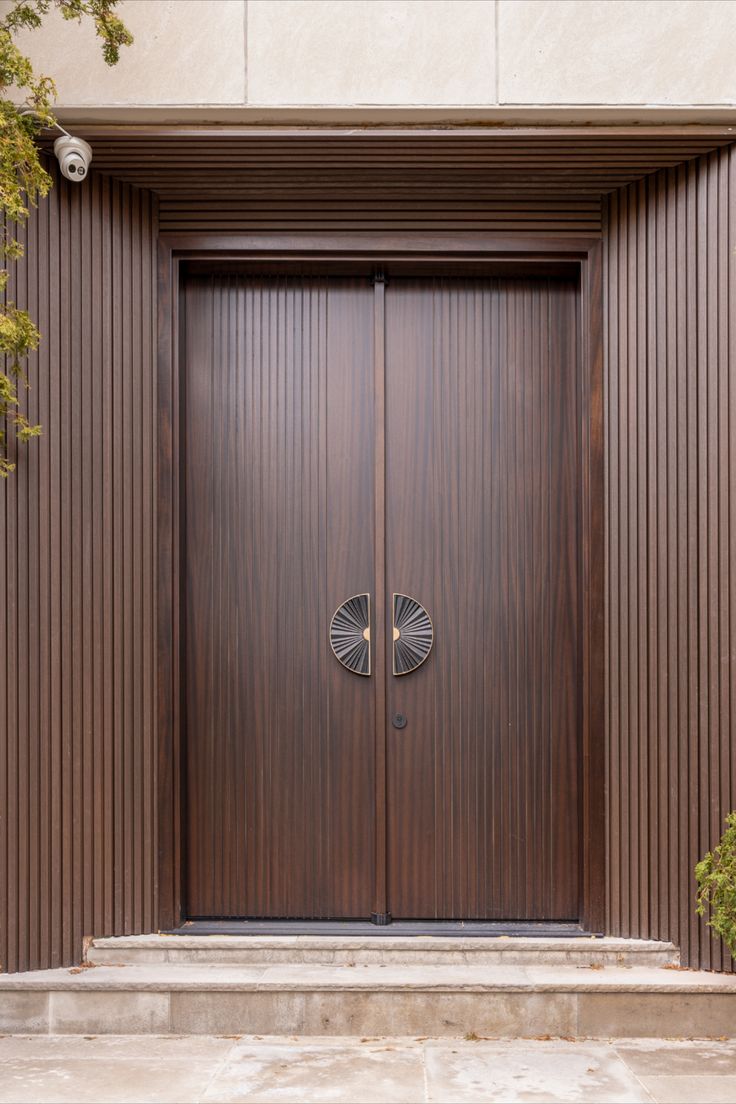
159, 195, 603, 237
384, 277, 581, 918
172, 249, 598, 925
580, 242, 606, 932
0, 166, 158, 975
156, 231, 181, 931
181, 271, 375, 917
49, 127, 735, 257
147, 128, 729, 244
3, 131, 734, 972
158, 232, 605, 934
72, 126, 735, 204
372, 273, 389, 922
604, 146, 736, 971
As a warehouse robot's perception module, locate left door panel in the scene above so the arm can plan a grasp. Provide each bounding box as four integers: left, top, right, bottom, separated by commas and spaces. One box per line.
182, 272, 375, 918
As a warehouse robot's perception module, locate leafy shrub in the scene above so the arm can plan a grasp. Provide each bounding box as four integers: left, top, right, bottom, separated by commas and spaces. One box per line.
695, 812, 736, 957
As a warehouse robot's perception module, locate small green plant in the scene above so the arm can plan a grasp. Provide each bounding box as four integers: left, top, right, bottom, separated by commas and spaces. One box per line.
695, 812, 736, 958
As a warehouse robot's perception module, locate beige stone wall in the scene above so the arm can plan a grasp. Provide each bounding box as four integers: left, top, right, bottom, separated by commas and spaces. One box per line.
3, 0, 736, 121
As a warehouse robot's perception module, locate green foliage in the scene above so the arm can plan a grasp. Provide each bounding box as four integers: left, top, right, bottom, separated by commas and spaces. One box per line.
695, 812, 736, 958
0, 0, 132, 475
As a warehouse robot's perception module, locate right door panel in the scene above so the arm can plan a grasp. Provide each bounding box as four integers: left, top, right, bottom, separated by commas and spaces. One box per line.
385, 277, 581, 919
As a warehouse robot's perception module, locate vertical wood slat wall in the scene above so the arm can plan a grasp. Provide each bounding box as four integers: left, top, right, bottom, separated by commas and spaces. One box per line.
0, 167, 158, 974
604, 145, 736, 970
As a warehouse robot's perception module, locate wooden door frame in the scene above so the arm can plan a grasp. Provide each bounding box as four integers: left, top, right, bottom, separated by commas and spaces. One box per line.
157, 231, 605, 933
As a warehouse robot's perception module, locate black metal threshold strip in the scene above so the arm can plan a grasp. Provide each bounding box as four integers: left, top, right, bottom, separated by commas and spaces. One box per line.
168, 919, 600, 938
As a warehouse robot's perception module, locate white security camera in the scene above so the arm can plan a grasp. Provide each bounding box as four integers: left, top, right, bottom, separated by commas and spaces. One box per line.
53, 135, 93, 182
20, 110, 94, 183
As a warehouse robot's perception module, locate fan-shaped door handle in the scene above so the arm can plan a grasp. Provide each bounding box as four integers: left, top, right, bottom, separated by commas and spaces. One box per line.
330, 593, 371, 676
392, 593, 433, 675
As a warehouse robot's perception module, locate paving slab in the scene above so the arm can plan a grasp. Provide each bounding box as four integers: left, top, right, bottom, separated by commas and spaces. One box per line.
613, 1038, 736, 1075
0, 1056, 219, 1104
201, 1040, 426, 1103
635, 1074, 736, 1103
0, 1034, 235, 1060
1, 1035, 735, 1102
424, 1040, 651, 1102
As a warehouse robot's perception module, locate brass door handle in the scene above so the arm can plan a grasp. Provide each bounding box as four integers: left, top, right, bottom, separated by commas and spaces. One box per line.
392, 593, 433, 675
330, 593, 371, 676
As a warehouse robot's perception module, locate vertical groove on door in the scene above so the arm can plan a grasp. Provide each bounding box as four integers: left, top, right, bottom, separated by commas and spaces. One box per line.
183, 272, 375, 919
385, 276, 581, 919
604, 146, 736, 970
372, 274, 388, 919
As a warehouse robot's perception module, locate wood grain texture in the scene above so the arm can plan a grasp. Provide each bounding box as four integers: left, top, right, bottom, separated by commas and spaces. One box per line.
372, 274, 389, 920
68, 126, 732, 240
3, 127, 734, 968
0, 166, 158, 974
384, 277, 582, 919
182, 272, 375, 918
75, 127, 733, 208
604, 145, 736, 971
181, 268, 586, 923
158, 195, 601, 237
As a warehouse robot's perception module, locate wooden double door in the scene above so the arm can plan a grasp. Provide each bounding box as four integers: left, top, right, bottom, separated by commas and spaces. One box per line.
182, 267, 582, 922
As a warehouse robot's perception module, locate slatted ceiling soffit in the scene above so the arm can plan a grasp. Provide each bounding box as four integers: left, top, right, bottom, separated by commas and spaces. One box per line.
60, 127, 736, 237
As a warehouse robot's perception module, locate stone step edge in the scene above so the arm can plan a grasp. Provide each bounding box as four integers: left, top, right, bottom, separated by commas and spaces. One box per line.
1, 974, 731, 995
88, 935, 678, 952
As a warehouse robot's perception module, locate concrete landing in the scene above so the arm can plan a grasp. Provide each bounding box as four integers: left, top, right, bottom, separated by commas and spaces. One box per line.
1, 1034, 736, 1102
87, 934, 678, 968
1, 959, 734, 1037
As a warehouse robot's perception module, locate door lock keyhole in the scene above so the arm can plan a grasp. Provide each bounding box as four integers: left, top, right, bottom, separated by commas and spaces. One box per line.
392, 712, 408, 729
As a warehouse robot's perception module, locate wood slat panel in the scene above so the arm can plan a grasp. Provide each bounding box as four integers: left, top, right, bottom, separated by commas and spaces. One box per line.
604, 145, 736, 971
159, 196, 602, 237
75, 128, 733, 204
66, 126, 733, 234
385, 277, 581, 919
182, 272, 376, 919
0, 167, 158, 974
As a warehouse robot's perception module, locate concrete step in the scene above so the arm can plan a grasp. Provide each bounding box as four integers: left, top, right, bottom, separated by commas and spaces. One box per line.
2, 960, 734, 1038
86, 934, 679, 968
